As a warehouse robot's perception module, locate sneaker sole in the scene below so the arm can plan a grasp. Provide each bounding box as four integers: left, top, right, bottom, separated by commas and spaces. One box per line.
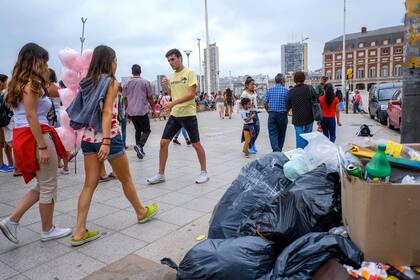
134, 146, 144, 159
71, 232, 103, 247
196, 177, 210, 184
147, 179, 165, 185
0, 222, 18, 244
41, 229, 72, 242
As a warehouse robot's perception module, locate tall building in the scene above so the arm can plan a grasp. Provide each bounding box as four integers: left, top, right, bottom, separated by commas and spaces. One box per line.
281, 42, 308, 74
203, 43, 220, 94
156, 75, 166, 95
323, 25, 404, 90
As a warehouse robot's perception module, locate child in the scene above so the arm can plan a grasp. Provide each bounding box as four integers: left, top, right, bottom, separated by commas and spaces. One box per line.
240, 98, 256, 158
154, 101, 162, 121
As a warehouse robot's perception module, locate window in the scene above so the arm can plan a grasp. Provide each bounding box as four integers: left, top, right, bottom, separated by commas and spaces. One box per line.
396, 38, 402, 44
395, 47, 403, 54
347, 53, 353, 59
394, 65, 402, 76
359, 43, 364, 48
337, 55, 342, 60
370, 41, 376, 47
381, 66, 389, 77
369, 67, 377, 78
358, 52, 364, 57
370, 51, 376, 56
326, 70, 332, 80
382, 48, 389, 55
383, 40, 389, 45
357, 68, 365, 79
335, 70, 342, 80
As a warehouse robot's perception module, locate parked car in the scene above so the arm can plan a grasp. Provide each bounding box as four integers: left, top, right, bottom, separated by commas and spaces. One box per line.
387, 88, 402, 130
368, 82, 402, 125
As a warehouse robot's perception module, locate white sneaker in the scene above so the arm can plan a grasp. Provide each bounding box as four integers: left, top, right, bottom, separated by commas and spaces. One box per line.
41, 226, 72, 242
0, 217, 19, 244
59, 168, 70, 175
195, 171, 210, 184
147, 173, 166, 185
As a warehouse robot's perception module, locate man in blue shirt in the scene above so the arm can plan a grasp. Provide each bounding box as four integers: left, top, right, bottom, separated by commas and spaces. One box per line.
264, 73, 289, 152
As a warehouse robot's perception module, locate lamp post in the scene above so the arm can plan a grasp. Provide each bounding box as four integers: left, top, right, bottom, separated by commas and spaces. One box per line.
204, 0, 211, 95
197, 38, 202, 94
80, 17, 87, 55
301, 37, 309, 72
184, 50, 192, 68
342, 0, 346, 92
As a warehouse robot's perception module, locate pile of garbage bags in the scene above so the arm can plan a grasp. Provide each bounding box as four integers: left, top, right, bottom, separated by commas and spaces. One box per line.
162, 133, 364, 280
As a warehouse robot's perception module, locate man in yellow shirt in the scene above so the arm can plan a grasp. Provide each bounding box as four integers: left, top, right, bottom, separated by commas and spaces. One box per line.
147, 49, 209, 184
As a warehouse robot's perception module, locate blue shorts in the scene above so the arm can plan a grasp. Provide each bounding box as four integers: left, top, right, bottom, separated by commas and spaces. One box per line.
81, 134, 125, 160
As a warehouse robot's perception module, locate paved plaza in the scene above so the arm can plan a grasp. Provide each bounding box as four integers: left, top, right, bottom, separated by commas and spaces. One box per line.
0, 110, 399, 280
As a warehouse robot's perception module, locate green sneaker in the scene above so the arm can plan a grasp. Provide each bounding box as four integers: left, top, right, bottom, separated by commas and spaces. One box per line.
138, 203, 159, 224
70, 230, 101, 247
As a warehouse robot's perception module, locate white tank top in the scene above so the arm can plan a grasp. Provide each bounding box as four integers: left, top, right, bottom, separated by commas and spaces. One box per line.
14, 95, 52, 128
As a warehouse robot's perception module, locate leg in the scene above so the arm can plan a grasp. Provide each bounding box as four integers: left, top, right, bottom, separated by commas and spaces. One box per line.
277, 113, 288, 152
191, 142, 207, 172
183, 116, 206, 171
109, 155, 147, 219
268, 113, 280, 152
320, 119, 329, 139
174, 129, 181, 139
243, 130, 251, 155
329, 118, 337, 143
181, 128, 189, 141
99, 161, 107, 178
131, 116, 142, 146
9, 190, 40, 223
294, 125, 305, 149
4, 144, 13, 166
158, 116, 182, 174
73, 154, 101, 239
0, 128, 4, 166
159, 139, 171, 174
121, 117, 127, 148
138, 115, 151, 148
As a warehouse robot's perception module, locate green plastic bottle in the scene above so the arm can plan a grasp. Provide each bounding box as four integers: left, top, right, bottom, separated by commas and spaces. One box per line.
364, 144, 391, 183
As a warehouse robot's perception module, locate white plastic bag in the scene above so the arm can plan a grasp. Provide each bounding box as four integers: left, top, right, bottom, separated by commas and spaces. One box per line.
283, 153, 315, 181
301, 132, 339, 172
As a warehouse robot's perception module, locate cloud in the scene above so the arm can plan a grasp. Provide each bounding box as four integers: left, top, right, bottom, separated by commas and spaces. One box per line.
0, 0, 405, 82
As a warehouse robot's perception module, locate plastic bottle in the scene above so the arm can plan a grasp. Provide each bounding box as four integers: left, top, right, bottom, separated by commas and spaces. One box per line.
364, 144, 391, 183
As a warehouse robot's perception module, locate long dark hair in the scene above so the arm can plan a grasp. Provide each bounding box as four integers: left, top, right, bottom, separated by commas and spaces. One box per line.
6, 43, 49, 108
244, 76, 254, 91
85, 45, 116, 85
324, 83, 335, 107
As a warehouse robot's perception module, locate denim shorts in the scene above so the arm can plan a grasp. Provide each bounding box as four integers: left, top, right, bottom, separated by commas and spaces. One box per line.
81, 134, 125, 160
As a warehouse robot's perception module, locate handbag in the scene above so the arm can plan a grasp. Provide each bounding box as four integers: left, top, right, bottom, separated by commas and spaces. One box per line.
310, 86, 323, 121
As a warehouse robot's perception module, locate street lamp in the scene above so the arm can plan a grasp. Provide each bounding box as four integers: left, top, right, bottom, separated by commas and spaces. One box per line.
301, 37, 309, 72
342, 0, 346, 92
184, 50, 192, 68
80, 17, 87, 55
197, 38, 203, 94
204, 0, 211, 95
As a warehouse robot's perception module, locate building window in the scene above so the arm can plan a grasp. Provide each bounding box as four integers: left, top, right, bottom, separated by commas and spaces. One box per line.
347, 53, 353, 59
357, 68, 365, 79
358, 52, 364, 57
382, 48, 389, 55
359, 43, 364, 48
396, 38, 402, 44
394, 65, 402, 76
335, 70, 342, 80
326, 70, 332, 80
369, 50, 376, 56
381, 66, 389, 77
383, 40, 389, 45
395, 47, 403, 54
369, 67, 377, 78
337, 55, 342, 60
370, 41, 376, 47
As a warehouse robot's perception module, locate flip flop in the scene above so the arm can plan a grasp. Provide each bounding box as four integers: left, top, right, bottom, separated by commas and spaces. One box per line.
70, 230, 101, 247
138, 203, 159, 224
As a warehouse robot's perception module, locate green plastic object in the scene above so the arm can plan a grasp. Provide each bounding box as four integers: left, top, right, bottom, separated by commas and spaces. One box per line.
364, 144, 391, 183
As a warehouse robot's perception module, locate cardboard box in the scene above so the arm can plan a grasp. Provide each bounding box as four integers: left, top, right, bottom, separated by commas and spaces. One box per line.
341, 145, 420, 265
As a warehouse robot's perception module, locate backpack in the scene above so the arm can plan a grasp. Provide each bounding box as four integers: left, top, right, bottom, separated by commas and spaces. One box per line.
356, 124, 373, 137
46, 98, 58, 127
0, 95, 13, 127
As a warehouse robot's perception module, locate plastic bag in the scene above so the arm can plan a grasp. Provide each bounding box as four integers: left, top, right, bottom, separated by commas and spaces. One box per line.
162, 236, 277, 280
283, 150, 315, 181
258, 232, 363, 280
401, 175, 420, 184
208, 153, 291, 239
239, 165, 342, 250
301, 132, 339, 172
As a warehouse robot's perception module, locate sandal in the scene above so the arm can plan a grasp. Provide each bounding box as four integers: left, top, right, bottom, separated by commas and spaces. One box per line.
98, 175, 112, 183
138, 203, 159, 224
108, 172, 117, 180
71, 229, 101, 247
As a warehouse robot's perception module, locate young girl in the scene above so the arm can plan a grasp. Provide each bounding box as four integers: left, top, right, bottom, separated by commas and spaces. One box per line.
1, 43, 71, 243
240, 98, 256, 158
319, 83, 342, 143
241, 77, 259, 153
154, 100, 162, 121
67, 45, 158, 246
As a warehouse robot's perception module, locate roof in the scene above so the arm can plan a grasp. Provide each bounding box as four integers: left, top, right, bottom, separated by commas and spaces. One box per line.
326, 25, 405, 43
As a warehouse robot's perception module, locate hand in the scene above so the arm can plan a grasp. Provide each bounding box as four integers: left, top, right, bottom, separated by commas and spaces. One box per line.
337, 121, 342, 127
39, 149, 51, 164
251, 113, 257, 119
97, 144, 110, 161
162, 101, 174, 111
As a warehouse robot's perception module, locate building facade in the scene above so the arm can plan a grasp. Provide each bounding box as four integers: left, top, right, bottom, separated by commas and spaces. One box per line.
323, 26, 404, 91
203, 43, 220, 94
281, 42, 308, 74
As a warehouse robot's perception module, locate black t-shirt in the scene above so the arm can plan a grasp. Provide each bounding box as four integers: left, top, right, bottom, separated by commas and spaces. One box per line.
287, 84, 314, 126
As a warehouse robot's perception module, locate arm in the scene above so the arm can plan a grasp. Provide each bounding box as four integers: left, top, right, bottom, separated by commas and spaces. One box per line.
162, 84, 197, 111
162, 78, 171, 96
146, 81, 156, 115
48, 84, 60, 98
263, 91, 269, 111
98, 80, 118, 161
336, 103, 342, 126
23, 83, 50, 163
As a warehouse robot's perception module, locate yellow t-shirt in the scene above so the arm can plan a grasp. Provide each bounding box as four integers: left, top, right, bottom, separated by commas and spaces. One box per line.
170, 68, 197, 117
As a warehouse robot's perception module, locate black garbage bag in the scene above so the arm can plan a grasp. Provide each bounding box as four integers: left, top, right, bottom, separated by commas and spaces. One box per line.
208, 153, 291, 239
161, 236, 277, 280
239, 164, 342, 249
259, 232, 363, 280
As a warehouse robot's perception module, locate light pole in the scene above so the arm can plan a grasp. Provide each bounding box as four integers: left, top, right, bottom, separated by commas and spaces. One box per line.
301, 37, 309, 72
80, 17, 87, 55
184, 50, 192, 68
342, 0, 346, 92
204, 0, 211, 95
197, 38, 202, 94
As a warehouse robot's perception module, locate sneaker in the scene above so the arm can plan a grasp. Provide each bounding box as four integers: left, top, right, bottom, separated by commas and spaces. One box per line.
0, 165, 13, 173
59, 168, 70, 175
186, 139, 192, 146
195, 171, 209, 184
134, 145, 144, 159
41, 226, 72, 242
6, 165, 14, 170
147, 173, 166, 185
244, 152, 250, 158
249, 147, 257, 154
139, 146, 146, 156
173, 138, 181, 145
0, 218, 19, 244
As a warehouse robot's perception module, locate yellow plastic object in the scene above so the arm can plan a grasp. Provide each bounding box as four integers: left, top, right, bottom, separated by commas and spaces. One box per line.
196, 235, 206, 241
386, 276, 399, 280
350, 145, 375, 158
385, 140, 403, 158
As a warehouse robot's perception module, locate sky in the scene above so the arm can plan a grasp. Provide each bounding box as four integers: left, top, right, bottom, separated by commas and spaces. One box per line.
0, 0, 405, 81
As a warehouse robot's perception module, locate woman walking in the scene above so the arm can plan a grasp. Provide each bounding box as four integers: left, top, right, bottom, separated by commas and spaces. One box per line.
241, 77, 259, 153
0, 43, 72, 244
67, 45, 158, 246
215, 92, 225, 119
224, 88, 234, 119
320, 83, 342, 142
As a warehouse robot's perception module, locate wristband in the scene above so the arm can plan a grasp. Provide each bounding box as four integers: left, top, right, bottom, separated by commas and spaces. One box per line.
38, 146, 48, 150
101, 143, 110, 146
102, 137, 111, 140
